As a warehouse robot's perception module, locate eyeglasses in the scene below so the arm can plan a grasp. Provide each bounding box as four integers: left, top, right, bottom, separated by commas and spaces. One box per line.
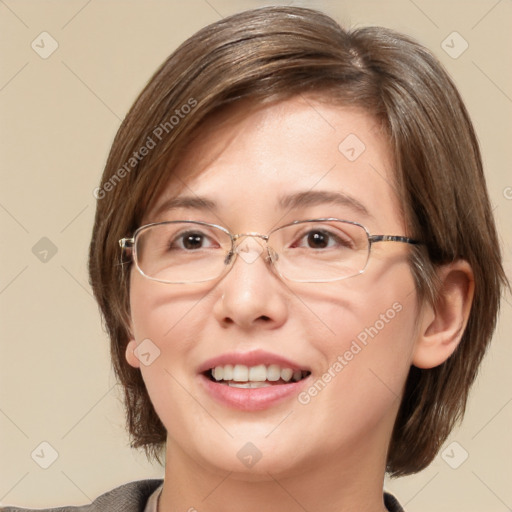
119, 219, 420, 284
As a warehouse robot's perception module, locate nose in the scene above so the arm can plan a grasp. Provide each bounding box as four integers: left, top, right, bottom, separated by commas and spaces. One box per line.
213, 236, 288, 330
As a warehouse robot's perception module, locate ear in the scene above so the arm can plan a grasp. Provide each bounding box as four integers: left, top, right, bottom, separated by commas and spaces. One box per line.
125, 339, 141, 369
413, 260, 474, 369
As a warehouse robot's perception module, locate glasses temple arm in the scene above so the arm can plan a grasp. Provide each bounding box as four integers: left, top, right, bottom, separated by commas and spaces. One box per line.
369, 235, 421, 245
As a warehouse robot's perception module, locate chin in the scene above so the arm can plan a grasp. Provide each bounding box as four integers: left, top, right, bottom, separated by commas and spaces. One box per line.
191, 434, 311, 480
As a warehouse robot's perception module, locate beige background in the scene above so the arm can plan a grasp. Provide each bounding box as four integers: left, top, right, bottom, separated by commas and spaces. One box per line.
0, 0, 511, 510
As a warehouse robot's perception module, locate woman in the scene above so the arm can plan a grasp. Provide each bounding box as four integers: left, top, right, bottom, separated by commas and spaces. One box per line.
3, 6, 506, 512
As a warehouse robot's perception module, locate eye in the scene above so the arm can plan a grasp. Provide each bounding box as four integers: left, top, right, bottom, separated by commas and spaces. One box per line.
305, 230, 331, 249
170, 230, 219, 251
293, 228, 354, 250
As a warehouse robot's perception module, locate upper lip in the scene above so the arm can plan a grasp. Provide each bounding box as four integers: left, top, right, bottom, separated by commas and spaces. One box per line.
198, 349, 310, 374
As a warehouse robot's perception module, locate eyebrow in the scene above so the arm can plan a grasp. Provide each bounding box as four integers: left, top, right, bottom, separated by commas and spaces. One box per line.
152, 196, 217, 219
153, 190, 371, 219
278, 190, 372, 218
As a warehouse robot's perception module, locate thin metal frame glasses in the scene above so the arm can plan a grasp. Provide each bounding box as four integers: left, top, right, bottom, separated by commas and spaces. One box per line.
119, 218, 420, 284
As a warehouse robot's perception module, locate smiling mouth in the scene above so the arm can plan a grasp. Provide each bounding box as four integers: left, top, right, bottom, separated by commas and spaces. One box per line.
204, 364, 311, 388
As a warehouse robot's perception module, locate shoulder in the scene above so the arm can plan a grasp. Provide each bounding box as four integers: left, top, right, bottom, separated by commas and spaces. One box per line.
0, 479, 164, 512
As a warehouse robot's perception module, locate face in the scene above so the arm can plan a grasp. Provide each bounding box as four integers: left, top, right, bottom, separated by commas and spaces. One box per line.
126, 96, 420, 478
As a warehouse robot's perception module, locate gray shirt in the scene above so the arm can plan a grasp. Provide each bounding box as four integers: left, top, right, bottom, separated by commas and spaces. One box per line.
1, 479, 404, 511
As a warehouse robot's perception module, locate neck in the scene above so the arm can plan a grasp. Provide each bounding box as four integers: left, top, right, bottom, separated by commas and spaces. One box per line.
158, 435, 390, 512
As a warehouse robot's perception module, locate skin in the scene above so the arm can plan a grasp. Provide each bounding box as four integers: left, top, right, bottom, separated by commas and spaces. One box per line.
125, 95, 474, 512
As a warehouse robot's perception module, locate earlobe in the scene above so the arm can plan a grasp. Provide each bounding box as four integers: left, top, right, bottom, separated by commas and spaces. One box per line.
125, 339, 141, 369
412, 260, 475, 369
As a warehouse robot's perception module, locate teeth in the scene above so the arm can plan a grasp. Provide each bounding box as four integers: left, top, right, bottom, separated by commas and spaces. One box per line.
223, 364, 233, 380
209, 364, 309, 384
267, 364, 281, 381
249, 364, 267, 382
281, 368, 293, 382
233, 364, 249, 382
228, 382, 272, 388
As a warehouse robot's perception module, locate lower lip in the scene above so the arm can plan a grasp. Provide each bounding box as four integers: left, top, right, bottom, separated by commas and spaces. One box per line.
199, 374, 309, 411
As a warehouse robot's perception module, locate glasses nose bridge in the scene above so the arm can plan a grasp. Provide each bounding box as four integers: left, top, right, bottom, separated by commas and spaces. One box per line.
227, 232, 274, 267
235, 232, 272, 251
232, 232, 269, 244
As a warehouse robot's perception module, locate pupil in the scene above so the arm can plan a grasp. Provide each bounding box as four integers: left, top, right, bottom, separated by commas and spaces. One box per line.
308, 231, 328, 248
183, 234, 203, 249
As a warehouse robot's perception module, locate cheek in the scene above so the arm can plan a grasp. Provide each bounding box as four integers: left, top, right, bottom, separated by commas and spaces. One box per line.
316, 296, 417, 435
302, 258, 417, 355
128, 276, 216, 431
295, 266, 418, 442
129, 273, 213, 343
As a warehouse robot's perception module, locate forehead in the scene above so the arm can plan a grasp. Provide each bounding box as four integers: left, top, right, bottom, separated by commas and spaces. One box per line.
147, 95, 404, 232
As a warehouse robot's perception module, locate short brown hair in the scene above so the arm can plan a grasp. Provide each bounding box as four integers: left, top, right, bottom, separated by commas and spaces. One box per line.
88, 6, 507, 476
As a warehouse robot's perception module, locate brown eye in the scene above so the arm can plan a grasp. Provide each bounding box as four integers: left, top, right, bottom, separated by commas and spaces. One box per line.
294, 229, 353, 250
306, 231, 329, 249
182, 233, 204, 250
170, 230, 217, 251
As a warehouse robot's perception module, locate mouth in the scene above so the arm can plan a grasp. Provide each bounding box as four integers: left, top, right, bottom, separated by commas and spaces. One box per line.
197, 350, 312, 410
203, 364, 311, 388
